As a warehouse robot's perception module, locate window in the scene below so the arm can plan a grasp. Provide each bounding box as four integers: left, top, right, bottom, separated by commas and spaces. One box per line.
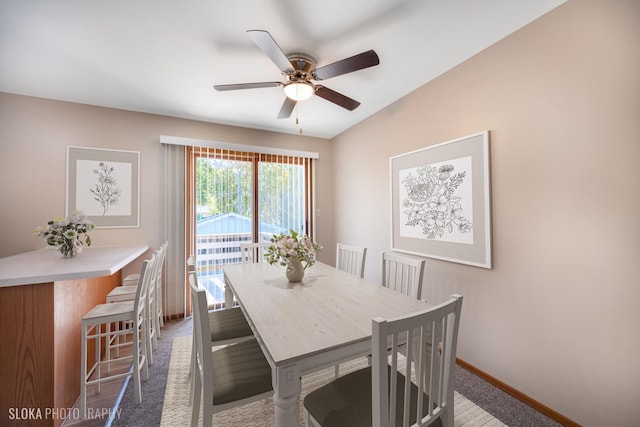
187, 145, 315, 308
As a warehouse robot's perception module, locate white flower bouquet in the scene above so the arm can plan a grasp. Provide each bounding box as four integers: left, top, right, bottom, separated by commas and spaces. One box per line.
265, 229, 321, 271
34, 210, 95, 258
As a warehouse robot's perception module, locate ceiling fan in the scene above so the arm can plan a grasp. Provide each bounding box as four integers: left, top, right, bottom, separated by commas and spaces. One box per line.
214, 30, 380, 119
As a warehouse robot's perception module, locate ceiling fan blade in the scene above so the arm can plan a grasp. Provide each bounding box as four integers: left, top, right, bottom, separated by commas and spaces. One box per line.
277, 97, 297, 119
312, 50, 379, 80
315, 86, 361, 111
214, 82, 282, 91
246, 30, 295, 74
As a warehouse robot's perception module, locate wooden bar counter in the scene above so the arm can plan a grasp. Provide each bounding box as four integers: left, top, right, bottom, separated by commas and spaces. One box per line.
0, 245, 148, 427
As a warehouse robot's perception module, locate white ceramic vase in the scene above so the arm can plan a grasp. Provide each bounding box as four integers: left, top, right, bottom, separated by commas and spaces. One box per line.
286, 257, 305, 282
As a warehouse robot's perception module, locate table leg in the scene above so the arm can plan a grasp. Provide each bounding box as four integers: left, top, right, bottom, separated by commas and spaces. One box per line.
273, 364, 300, 427
224, 283, 234, 309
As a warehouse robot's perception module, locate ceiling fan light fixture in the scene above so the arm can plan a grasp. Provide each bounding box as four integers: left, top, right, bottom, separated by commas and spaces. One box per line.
284, 81, 314, 101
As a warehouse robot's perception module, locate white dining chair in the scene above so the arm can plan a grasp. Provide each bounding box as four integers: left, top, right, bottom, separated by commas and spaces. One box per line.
189, 272, 254, 346
380, 252, 428, 373
190, 275, 273, 427
304, 294, 463, 427
187, 254, 253, 348
239, 242, 270, 264
187, 272, 255, 404
80, 254, 155, 418
381, 251, 426, 300
336, 243, 367, 278
333, 242, 368, 376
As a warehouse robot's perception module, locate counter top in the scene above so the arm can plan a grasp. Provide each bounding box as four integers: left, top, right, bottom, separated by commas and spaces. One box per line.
0, 245, 149, 287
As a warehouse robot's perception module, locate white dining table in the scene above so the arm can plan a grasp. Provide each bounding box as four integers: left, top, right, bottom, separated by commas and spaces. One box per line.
223, 261, 432, 427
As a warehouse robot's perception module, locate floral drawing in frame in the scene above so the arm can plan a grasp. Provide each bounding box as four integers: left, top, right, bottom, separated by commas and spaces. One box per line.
90, 161, 124, 216
66, 146, 140, 228
390, 131, 491, 268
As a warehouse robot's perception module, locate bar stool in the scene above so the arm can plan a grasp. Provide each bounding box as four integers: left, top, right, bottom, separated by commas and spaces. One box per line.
121, 241, 167, 287
118, 242, 168, 345
106, 248, 156, 365
80, 253, 155, 418
106, 244, 166, 363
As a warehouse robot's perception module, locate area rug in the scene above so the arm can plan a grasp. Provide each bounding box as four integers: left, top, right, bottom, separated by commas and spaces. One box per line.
160, 336, 506, 427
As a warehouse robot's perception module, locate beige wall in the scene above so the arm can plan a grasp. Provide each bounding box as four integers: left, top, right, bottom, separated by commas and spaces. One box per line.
331, 1, 639, 425
0, 93, 334, 276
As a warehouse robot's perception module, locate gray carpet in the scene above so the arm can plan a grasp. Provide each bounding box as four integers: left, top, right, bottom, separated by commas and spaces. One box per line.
113, 318, 561, 427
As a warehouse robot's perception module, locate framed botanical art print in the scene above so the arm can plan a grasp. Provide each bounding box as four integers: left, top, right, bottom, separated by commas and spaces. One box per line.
390, 131, 491, 268
66, 146, 140, 228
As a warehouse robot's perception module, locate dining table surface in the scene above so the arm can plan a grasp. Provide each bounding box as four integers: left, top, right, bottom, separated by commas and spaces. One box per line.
223, 261, 432, 427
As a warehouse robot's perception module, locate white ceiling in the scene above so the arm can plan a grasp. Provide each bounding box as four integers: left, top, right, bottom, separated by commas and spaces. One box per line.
0, 0, 565, 139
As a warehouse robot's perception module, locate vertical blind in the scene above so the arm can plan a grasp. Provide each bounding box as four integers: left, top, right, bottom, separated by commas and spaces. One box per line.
188, 146, 315, 243
161, 143, 186, 318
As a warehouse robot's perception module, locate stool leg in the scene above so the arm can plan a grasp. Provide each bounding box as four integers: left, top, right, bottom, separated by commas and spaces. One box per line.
153, 306, 159, 349
132, 318, 142, 404
141, 316, 149, 380
113, 320, 120, 358
158, 285, 165, 330
155, 287, 162, 338
146, 312, 154, 366
80, 322, 87, 418
105, 321, 111, 374
150, 294, 158, 350
95, 324, 101, 394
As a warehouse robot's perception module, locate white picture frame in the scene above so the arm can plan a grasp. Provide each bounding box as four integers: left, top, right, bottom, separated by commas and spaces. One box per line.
66, 146, 140, 228
390, 131, 491, 268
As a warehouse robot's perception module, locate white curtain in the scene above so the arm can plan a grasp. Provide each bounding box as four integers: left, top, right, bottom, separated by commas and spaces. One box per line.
161, 143, 186, 318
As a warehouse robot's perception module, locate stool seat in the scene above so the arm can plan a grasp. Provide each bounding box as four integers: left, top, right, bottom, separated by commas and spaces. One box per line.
122, 273, 140, 285
106, 286, 137, 303
85, 301, 134, 318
